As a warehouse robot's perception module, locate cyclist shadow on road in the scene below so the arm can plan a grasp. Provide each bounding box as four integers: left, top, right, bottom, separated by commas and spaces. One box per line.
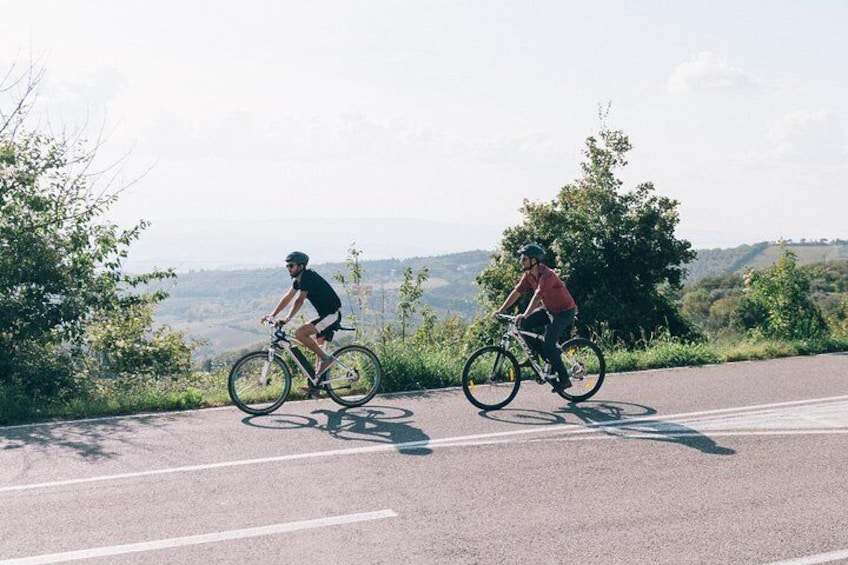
242, 405, 432, 456
481, 401, 734, 455
559, 401, 736, 456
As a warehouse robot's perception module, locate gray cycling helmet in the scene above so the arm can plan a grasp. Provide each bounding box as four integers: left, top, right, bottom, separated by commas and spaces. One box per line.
517, 243, 545, 260
285, 251, 309, 266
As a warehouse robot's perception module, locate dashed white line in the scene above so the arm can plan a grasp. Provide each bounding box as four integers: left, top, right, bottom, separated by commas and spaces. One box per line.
0, 509, 397, 564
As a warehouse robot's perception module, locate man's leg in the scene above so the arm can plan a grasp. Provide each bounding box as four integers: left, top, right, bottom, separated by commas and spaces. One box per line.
519, 309, 550, 359
297, 312, 341, 378
293, 324, 331, 398
544, 309, 576, 392
295, 323, 325, 360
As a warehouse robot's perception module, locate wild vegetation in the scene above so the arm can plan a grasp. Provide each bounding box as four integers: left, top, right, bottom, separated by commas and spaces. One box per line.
1, 66, 193, 423
1, 71, 846, 426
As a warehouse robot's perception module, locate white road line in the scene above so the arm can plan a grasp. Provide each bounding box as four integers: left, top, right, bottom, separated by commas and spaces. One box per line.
0, 509, 397, 565
3, 395, 848, 494
764, 548, 848, 565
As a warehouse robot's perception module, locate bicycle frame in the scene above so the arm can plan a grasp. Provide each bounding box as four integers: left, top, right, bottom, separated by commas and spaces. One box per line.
497, 317, 551, 381
268, 328, 356, 388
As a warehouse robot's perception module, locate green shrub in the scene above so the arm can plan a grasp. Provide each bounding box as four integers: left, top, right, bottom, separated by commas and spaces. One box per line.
377, 341, 465, 393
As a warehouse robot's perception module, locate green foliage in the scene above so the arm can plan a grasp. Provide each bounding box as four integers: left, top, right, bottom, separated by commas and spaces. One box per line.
332, 243, 367, 332
477, 117, 696, 344
377, 340, 464, 393
397, 265, 429, 341
737, 247, 829, 341
0, 66, 194, 409
85, 299, 196, 378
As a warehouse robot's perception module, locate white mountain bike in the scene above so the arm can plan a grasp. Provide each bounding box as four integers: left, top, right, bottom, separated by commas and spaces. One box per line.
228, 321, 382, 414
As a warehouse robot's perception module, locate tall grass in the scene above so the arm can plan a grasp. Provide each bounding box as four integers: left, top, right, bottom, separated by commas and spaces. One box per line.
377, 341, 467, 393
3, 334, 847, 426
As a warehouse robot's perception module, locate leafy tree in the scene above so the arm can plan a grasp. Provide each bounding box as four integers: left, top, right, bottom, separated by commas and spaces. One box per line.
737, 247, 828, 340
398, 266, 429, 341
477, 116, 696, 344
1, 65, 191, 401
679, 273, 745, 337
332, 243, 373, 340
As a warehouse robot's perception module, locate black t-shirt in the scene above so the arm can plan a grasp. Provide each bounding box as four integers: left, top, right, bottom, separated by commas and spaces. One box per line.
293, 269, 341, 317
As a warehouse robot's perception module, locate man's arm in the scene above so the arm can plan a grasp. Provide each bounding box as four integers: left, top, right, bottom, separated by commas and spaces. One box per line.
494, 288, 523, 317
266, 287, 297, 321
281, 291, 308, 324
519, 289, 543, 321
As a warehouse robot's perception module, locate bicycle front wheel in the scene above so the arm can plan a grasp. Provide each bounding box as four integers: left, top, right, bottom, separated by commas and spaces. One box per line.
228, 351, 292, 415
324, 345, 382, 407
461, 346, 521, 410
557, 338, 605, 403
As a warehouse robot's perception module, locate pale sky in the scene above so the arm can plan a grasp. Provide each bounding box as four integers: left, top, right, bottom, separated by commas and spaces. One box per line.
2, 1, 846, 269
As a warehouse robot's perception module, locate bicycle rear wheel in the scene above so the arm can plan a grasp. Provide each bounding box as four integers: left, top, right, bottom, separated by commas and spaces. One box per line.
228, 351, 292, 415
557, 338, 605, 403
324, 345, 382, 407
461, 346, 521, 410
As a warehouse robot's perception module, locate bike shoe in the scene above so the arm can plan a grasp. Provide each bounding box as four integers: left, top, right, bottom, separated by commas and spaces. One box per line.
298, 386, 326, 399
551, 377, 573, 393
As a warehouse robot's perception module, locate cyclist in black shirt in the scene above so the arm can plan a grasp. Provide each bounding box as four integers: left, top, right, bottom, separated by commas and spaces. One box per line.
264, 251, 342, 379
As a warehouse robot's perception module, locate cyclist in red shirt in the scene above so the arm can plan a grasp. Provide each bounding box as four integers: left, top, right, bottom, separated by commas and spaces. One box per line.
493, 243, 578, 392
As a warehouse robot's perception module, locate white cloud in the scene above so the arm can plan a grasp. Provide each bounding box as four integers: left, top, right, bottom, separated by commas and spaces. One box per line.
765, 109, 847, 166
667, 51, 757, 95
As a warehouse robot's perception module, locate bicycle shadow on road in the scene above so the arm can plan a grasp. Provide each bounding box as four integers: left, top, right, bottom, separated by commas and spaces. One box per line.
477, 399, 654, 428
559, 401, 736, 456
242, 405, 432, 456
478, 400, 734, 455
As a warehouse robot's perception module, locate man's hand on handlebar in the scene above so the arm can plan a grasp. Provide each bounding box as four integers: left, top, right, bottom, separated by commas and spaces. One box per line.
261, 315, 288, 328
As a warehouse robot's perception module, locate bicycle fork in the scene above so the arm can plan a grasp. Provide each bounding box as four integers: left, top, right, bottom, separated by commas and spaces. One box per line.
258, 348, 274, 386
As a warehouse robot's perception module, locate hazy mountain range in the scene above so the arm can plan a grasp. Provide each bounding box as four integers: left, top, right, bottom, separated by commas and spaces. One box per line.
151, 239, 848, 360
122, 217, 794, 273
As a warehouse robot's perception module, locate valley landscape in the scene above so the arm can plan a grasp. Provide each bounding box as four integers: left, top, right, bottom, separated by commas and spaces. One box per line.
151, 240, 848, 360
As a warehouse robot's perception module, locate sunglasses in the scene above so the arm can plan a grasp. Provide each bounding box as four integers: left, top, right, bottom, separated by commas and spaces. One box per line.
286, 264, 299, 269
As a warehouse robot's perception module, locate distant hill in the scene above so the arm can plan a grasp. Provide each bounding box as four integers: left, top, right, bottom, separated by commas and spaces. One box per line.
152, 250, 493, 359
153, 241, 847, 359
684, 240, 848, 282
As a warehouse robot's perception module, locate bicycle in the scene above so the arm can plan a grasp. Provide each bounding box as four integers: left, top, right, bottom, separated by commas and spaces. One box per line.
228, 321, 382, 414
461, 313, 605, 410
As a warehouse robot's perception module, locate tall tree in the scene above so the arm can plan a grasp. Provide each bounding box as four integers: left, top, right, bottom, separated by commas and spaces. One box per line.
1, 65, 190, 401
478, 118, 696, 343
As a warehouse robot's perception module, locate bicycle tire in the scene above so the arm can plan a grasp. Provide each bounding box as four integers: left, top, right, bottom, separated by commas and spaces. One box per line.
557, 338, 605, 403
228, 351, 292, 415
323, 345, 382, 407
461, 346, 521, 410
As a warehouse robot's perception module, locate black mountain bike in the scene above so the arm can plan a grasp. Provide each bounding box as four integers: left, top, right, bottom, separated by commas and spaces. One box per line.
461, 313, 605, 410
228, 322, 382, 414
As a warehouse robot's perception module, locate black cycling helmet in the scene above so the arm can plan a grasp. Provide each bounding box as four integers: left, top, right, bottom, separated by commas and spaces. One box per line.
285, 251, 309, 278
285, 251, 309, 266
517, 243, 545, 260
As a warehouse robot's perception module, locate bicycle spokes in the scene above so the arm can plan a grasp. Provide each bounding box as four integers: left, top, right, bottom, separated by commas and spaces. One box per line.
461, 346, 521, 410
557, 338, 606, 402
228, 351, 292, 415
323, 345, 382, 407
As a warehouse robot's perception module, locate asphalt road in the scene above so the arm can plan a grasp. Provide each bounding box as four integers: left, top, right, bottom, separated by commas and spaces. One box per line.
1, 353, 848, 564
